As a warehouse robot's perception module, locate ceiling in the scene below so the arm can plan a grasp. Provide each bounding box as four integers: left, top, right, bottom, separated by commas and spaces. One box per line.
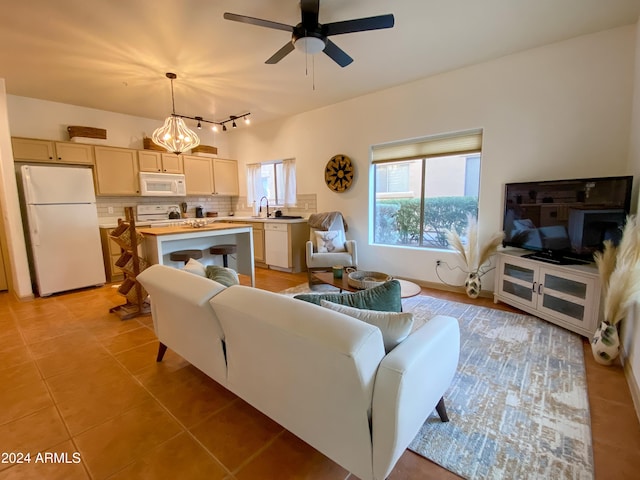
1, 0, 639, 128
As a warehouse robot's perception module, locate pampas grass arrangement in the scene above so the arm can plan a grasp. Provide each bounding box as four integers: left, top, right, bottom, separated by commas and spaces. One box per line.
593, 215, 640, 326
592, 215, 640, 365
445, 215, 504, 298
446, 215, 504, 274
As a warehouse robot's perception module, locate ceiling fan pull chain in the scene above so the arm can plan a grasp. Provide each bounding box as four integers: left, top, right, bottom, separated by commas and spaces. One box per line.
312, 54, 316, 91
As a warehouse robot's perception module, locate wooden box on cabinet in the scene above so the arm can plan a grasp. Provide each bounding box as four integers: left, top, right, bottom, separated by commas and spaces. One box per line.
493, 250, 602, 337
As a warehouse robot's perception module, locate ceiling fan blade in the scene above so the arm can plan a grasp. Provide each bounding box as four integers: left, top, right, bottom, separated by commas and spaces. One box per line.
265, 41, 295, 64
325, 14, 395, 36
300, 0, 320, 27
223, 12, 294, 33
323, 39, 353, 67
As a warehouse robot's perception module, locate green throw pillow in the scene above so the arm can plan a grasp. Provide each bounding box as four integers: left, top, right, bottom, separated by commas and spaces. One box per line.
294, 280, 402, 312
205, 265, 239, 287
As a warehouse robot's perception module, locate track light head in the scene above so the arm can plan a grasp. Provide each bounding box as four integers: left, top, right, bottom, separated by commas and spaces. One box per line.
232, 120, 237, 128
222, 124, 227, 132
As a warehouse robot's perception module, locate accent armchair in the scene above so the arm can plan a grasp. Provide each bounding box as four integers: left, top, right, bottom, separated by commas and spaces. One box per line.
306, 212, 357, 286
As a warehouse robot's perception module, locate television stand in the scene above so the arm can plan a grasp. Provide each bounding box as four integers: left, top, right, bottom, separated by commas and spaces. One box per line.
522, 251, 590, 266
494, 250, 602, 337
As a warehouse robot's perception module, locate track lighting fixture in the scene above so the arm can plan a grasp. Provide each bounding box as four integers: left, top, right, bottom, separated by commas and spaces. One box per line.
152, 72, 252, 153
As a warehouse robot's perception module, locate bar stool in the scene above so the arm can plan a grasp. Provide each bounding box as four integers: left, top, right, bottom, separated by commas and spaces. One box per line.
209, 244, 237, 268
169, 249, 203, 265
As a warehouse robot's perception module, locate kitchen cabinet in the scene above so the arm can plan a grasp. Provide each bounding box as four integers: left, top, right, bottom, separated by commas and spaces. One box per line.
138, 151, 184, 173
213, 158, 239, 196
494, 251, 602, 337
183, 155, 214, 195
183, 155, 239, 196
264, 221, 309, 273
94, 146, 139, 196
228, 220, 265, 265
12, 137, 94, 165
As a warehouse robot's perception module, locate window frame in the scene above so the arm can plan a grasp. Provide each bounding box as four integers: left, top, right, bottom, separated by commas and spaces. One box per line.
371, 129, 483, 249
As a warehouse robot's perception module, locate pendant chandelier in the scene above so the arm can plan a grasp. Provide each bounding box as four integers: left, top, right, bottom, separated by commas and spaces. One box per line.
152, 73, 200, 155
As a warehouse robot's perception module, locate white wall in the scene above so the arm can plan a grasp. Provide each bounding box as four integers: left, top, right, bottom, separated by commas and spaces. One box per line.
226, 25, 636, 287
7, 95, 228, 152
0, 82, 32, 298
623, 17, 640, 410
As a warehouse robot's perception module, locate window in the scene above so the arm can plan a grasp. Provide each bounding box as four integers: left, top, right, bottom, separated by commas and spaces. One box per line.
372, 130, 482, 248
247, 159, 296, 207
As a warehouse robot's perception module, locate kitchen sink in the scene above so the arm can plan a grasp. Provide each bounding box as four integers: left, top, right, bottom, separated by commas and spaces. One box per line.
268, 215, 303, 220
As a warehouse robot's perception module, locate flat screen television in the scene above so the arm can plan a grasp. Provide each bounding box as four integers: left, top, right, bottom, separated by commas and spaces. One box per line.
502, 176, 633, 264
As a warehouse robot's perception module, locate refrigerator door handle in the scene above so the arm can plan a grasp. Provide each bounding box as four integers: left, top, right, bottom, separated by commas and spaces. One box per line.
23, 167, 34, 204
29, 205, 40, 246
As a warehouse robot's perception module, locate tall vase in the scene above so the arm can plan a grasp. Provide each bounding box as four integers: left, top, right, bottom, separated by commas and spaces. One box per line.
464, 272, 481, 299
591, 321, 620, 366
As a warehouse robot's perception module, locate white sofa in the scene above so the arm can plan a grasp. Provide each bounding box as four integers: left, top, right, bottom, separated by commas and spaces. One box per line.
137, 264, 460, 480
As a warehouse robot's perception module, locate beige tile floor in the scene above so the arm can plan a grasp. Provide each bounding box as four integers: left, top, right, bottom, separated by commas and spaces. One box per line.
0, 268, 639, 479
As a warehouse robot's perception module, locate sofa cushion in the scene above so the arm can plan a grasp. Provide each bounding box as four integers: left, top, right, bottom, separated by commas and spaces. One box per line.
320, 300, 413, 353
294, 280, 402, 312
205, 265, 239, 287
182, 257, 206, 276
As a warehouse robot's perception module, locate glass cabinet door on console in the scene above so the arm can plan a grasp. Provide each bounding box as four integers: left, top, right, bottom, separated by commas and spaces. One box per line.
495, 252, 601, 337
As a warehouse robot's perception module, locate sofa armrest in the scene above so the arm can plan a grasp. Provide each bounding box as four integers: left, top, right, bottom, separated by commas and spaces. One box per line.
371, 315, 460, 480
345, 240, 357, 266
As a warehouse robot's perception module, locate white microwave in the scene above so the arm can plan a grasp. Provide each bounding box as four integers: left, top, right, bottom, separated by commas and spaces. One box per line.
139, 172, 186, 196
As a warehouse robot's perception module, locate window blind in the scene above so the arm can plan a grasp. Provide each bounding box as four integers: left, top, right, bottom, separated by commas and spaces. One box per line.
371, 129, 483, 164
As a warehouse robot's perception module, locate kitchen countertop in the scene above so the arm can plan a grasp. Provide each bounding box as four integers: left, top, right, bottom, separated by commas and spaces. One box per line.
98, 215, 308, 229
137, 222, 251, 236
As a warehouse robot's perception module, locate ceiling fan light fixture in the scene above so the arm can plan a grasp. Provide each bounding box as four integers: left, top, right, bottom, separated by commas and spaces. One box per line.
294, 36, 325, 55
152, 73, 200, 154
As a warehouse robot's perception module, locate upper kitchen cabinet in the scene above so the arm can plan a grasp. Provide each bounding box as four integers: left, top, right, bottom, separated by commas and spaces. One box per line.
183, 155, 214, 195
213, 158, 239, 196
12, 137, 94, 165
94, 146, 139, 196
183, 155, 239, 196
138, 151, 184, 174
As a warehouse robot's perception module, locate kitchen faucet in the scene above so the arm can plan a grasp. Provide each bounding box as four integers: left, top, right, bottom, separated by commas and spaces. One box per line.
259, 196, 270, 218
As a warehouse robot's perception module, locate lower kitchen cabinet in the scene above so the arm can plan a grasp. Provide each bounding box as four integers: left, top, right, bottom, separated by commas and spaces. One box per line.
494, 250, 602, 337
264, 222, 309, 273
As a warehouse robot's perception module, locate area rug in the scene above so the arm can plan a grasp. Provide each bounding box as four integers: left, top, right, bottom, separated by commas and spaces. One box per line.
281, 284, 594, 480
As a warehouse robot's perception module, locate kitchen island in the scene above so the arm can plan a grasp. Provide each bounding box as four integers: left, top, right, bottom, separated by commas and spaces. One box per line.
137, 222, 255, 286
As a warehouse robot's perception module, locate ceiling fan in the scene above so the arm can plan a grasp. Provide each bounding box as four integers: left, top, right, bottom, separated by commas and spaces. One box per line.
223, 0, 394, 67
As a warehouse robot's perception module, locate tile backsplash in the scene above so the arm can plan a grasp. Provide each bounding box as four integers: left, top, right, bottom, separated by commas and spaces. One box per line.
96, 193, 317, 220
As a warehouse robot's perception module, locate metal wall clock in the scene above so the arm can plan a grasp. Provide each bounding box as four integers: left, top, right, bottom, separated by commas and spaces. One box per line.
324, 154, 354, 192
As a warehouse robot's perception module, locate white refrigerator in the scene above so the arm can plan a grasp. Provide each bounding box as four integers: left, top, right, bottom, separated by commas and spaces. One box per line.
21, 165, 106, 296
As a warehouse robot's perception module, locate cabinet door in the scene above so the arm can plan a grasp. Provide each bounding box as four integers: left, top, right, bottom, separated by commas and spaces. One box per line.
11, 137, 56, 162
537, 267, 599, 332
54, 142, 94, 165
496, 255, 538, 308
252, 224, 265, 263
161, 154, 184, 173
138, 151, 162, 172
213, 158, 239, 195
183, 155, 214, 195
94, 146, 139, 195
